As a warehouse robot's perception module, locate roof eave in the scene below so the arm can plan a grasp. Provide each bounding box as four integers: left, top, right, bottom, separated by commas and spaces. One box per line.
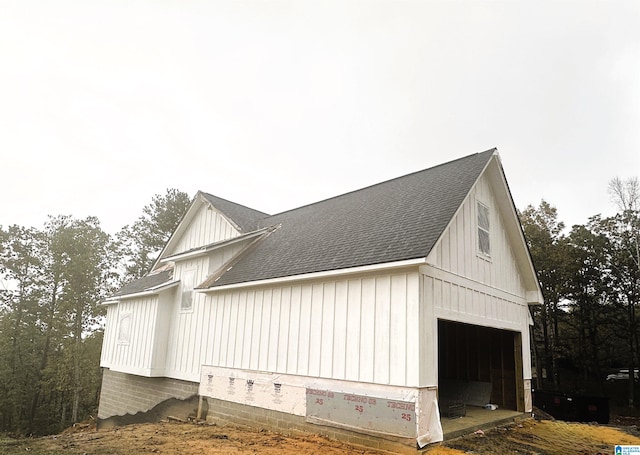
160, 227, 272, 264
103, 280, 180, 303
198, 257, 426, 293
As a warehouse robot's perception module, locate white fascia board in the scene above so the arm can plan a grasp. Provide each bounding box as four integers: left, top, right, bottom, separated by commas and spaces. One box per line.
103, 280, 180, 303
150, 192, 203, 272
527, 311, 535, 326
198, 258, 426, 293
147, 279, 180, 292
159, 229, 268, 264
526, 289, 544, 305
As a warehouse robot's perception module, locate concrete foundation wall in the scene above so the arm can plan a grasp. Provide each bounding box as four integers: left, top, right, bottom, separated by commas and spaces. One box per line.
98, 368, 199, 419
98, 368, 424, 452
204, 396, 418, 454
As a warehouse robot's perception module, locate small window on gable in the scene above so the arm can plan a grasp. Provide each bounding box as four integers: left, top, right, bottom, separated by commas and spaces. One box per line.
181, 269, 196, 312
118, 313, 132, 344
477, 202, 490, 257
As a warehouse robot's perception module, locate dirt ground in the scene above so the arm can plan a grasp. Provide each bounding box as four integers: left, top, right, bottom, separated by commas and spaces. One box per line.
1, 416, 640, 455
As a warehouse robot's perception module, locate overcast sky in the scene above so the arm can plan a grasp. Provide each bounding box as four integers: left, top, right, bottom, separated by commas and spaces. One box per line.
1, 0, 639, 235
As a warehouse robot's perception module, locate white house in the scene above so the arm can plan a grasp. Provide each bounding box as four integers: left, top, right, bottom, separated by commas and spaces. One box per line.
98, 149, 542, 450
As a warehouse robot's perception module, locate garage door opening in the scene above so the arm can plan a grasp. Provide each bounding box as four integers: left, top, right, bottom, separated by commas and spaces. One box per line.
437, 320, 523, 413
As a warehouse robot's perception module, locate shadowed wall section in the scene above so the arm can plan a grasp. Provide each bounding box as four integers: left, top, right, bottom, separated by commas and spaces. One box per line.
97, 368, 199, 424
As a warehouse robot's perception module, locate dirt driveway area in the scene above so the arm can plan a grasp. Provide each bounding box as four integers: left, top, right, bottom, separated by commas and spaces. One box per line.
1, 416, 640, 454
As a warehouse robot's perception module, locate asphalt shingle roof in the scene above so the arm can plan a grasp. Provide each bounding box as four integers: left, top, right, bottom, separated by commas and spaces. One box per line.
201, 193, 270, 232
210, 149, 495, 287
112, 269, 173, 297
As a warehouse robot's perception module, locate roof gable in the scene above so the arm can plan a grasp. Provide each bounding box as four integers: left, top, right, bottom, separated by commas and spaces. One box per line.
154, 192, 270, 265
210, 149, 496, 287
425, 155, 543, 301
201, 193, 270, 233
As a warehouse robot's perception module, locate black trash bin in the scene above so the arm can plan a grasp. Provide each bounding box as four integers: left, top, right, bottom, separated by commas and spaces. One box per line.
533, 390, 609, 424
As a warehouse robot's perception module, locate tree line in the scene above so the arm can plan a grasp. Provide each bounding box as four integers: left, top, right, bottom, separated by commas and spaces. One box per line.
522, 177, 640, 407
0, 189, 191, 435
1, 178, 638, 435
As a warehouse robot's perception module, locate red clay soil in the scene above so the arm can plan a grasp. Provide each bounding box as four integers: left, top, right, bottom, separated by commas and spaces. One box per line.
2, 416, 640, 454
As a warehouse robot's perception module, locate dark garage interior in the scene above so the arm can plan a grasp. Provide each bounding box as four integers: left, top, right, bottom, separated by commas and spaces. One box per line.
437, 319, 523, 413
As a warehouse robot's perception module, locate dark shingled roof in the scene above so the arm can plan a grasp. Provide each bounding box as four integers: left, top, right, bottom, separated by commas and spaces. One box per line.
112, 269, 173, 297
201, 193, 270, 233
210, 149, 495, 287
111, 195, 268, 298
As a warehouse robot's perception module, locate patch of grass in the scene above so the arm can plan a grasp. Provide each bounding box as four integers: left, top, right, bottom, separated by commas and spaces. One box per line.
0, 438, 64, 455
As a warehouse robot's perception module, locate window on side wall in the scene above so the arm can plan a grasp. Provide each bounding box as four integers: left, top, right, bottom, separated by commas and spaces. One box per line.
181, 269, 196, 312
477, 202, 491, 257
117, 313, 132, 344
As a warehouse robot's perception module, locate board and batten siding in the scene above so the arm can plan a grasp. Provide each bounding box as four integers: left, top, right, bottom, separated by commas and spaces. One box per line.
172, 205, 240, 255
163, 270, 421, 387
422, 271, 532, 384
420, 173, 534, 385
100, 304, 117, 367
101, 295, 163, 376
428, 173, 526, 298
165, 256, 211, 377
101, 241, 253, 377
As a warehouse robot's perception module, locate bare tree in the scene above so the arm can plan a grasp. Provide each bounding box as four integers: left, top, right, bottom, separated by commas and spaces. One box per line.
609, 177, 640, 213
608, 177, 640, 407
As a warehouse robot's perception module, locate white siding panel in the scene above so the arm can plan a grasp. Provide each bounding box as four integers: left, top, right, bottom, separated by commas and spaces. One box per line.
203, 294, 215, 369
242, 291, 256, 369
429, 272, 528, 332
374, 277, 391, 384
359, 278, 376, 383
267, 289, 278, 370
234, 292, 247, 368
173, 207, 239, 254
441, 229, 450, 271
267, 289, 280, 372
457, 212, 466, 276
161, 256, 210, 379
177, 311, 187, 372
259, 290, 271, 371
186, 299, 200, 373
163, 270, 420, 386
333, 281, 348, 380
389, 274, 407, 385
191, 293, 205, 371
308, 285, 323, 377
249, 290, 261, 370
345, 279, 362, 381
428, 174, 526, 298
423, 267, 533, 384
100, 305, 117, 366
227, 292, 240, 368
287, 286, 302, 373
406, 272, 421, 386
152, 292, 173, 371
420, 276, 437, 385
103, 296, 159, 374
320, 282, 335, 378
218, 293, 230, 366
277, 287, 291, 372
297, 286, 312, 376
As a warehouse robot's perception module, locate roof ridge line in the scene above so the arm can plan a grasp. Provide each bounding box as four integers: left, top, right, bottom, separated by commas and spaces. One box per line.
263, 148, 497, 219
